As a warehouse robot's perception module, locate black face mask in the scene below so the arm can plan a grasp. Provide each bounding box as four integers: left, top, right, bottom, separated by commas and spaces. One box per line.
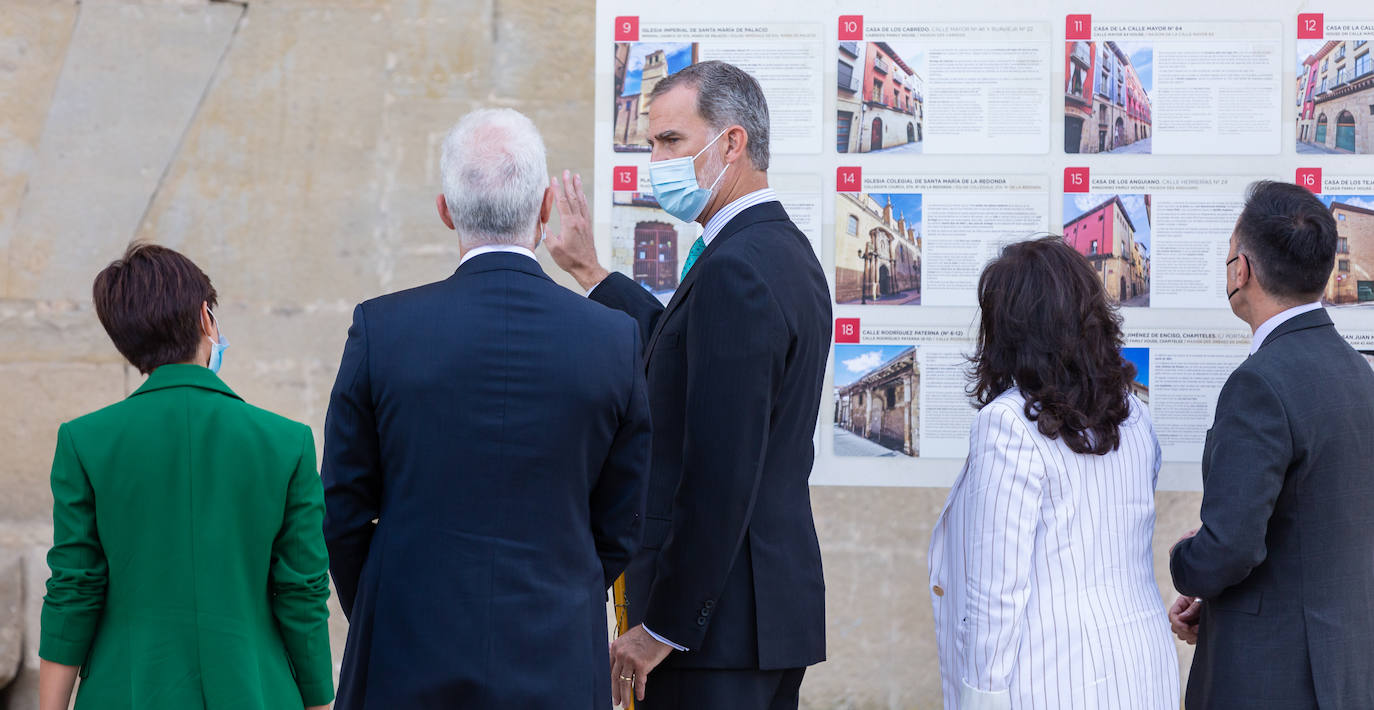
1226, 254, 1243, 300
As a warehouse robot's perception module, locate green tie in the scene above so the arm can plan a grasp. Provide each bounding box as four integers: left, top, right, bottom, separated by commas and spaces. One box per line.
680, 236, 706, 282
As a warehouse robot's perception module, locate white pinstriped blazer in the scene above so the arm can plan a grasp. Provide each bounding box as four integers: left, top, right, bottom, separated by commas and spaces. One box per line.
929, 389, 1179, 710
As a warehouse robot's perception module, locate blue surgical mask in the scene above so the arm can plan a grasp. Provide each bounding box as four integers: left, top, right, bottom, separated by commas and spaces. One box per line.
648, 128, 730, 223
207, 309, 229, 374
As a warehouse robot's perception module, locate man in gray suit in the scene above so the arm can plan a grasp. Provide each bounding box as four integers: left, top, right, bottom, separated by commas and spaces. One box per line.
1168, 180, 1374, 709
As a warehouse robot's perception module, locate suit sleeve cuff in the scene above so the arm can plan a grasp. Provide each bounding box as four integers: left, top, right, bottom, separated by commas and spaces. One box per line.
643, 624, 688, 652
38, 631, 91, 667
959, 678, 1011, 710
298, 677, 335, 707
585, 276, 608, 298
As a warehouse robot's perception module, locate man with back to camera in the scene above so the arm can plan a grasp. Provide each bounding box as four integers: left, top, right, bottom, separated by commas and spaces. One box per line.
545, 60, 832, 710
1167, 180, 1374, 709
321, 108, 651, 709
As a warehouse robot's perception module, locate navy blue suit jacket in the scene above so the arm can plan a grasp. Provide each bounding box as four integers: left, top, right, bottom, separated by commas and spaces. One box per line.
1171, 309, 1374, 709
592, 201, 831, 671
322, 252, 651, 709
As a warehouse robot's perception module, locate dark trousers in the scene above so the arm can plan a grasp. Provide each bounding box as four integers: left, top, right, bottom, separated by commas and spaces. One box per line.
639, 667, 806, 710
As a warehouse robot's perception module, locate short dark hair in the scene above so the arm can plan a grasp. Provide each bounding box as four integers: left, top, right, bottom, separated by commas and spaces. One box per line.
649, 60, 771, 170
92, 243, 217, 374
1234, 180, 1337, 302
969, 237, 1136, 456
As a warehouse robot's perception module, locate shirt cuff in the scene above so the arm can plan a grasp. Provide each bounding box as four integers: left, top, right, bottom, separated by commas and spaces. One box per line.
959, 678, 1011, 710
585, 277, 606, 298
643, 624, 688, 652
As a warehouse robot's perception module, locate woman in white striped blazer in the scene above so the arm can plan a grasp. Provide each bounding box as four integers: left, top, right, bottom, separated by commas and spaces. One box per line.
929, 237, 1179, 710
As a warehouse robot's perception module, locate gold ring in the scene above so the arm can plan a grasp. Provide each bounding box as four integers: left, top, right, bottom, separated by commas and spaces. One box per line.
620, 675, 634, 682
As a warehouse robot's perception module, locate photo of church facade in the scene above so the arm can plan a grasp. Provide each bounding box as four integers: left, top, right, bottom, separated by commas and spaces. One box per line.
834, 192, 921, 305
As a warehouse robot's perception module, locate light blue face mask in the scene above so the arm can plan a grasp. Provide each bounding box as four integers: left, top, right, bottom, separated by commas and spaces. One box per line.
207, 309, 229, 374
648, 128, 730, 223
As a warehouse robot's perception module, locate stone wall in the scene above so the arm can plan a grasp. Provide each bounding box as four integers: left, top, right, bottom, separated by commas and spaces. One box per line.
0, 1, 1200, 707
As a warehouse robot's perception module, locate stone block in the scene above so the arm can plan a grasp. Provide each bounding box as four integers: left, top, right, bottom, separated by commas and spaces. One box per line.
0, 549, 22, 689
5, 1, 244, 301
0, 363, 127, 522
133, 4, 396, 309
0, 1, 79, 300
805, 486, 947, 707
0, 300, 122, 366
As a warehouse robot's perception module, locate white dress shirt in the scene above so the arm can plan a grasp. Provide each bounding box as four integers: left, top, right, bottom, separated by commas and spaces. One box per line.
459, 244, 538, 267
929, 389, 1179, 710
1249, 301, 1323, 354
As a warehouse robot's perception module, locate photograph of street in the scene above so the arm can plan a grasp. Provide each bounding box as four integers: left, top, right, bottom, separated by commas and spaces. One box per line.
834, 192, 921, 305
833, 345, 919, 457
837, 41, 925, 154
1064, 41, 1153, 154
1062, 194, 1152, 307
612, 42, 698, 152
1124, 347, 1150, 407
1316, 194, 1374, 306
1297, 39, 1374, 154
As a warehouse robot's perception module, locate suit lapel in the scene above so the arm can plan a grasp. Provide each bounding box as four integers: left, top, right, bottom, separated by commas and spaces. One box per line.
642, 201, 790, 358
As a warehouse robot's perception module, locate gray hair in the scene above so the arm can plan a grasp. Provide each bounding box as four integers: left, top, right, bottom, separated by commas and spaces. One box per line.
439, 108, 548, 249
649, 61, 770, 171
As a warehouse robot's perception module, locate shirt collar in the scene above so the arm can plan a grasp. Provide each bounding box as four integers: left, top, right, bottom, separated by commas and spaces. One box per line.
1250, 301, 1323, 354
459, 244, 539, 267
701, 188, 779, 246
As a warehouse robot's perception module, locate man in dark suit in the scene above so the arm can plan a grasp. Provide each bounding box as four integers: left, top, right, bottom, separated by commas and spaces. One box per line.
321, 108, 651, 710
1167, 180, 1374, 709
546, 61, 831, 709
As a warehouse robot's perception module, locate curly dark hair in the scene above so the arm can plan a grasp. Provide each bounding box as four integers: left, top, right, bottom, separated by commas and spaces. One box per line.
968, 236, 1137, 455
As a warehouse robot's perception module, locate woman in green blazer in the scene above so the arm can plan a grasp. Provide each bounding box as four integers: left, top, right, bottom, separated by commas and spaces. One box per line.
38, 243, 334, 710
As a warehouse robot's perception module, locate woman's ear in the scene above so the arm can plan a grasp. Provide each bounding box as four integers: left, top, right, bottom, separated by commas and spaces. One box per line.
200, 301, 217, 340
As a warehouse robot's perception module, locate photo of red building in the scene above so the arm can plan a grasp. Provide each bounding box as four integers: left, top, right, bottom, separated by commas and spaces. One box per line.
1062, 194, 1152, 306
837, 41, 924, 154
1064, 41, 1153, 154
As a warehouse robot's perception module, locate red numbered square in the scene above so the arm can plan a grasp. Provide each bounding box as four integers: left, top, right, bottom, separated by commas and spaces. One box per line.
1066, 14, 1091, 41
836, 167, 861, 192
838, 15, 863, 41
1296, 168, 1322, 194
1064, 167, 1090, 193
614, 16, 639, 41
613, 166, 637, 191
1298, 13, 1323, 40
835, 318, 861, 344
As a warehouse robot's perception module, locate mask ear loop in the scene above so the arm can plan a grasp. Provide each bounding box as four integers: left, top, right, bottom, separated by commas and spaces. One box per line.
700, 128, 734, 192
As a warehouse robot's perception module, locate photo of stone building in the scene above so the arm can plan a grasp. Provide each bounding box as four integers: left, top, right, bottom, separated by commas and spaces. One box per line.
1062, 194, 1151, 306
613, 42, 698, 152
837, 41, 924, 154
609, 191, 699, 298
1297, 39, 1374, 154
1317, 195, 1374, 306
833, 345, 919, 457
1124, 347, 1149, 407
1064, 41, 1153, 154
834, 192, 921, 305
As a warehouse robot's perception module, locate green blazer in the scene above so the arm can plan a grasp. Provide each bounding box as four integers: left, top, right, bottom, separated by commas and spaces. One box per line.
40, 364, 334, 709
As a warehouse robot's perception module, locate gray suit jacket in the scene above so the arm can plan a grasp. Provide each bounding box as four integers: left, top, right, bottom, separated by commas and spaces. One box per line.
1171, 309, 1374, 710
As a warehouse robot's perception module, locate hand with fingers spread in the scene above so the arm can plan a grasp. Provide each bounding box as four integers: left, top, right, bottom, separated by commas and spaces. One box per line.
545, 170, 610, 291
609, 624, 673, 707
1168, 594, 1202, 645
